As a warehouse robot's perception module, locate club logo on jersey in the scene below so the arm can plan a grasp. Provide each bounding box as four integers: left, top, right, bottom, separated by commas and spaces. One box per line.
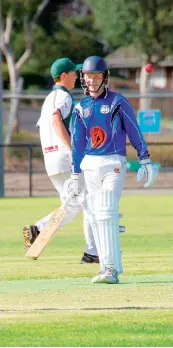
83, 108, 90, 118
114, 168, 120, 173
100, 105, 110, 114
90, 126, 107, 148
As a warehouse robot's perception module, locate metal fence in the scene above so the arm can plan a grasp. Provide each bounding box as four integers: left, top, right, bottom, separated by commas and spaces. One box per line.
2, 89, 173, 138
0, 143, 172, 197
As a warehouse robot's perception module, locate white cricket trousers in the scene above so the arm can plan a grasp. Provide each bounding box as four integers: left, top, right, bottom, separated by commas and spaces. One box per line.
81, 154, 127, 196
81, 154, 127, 272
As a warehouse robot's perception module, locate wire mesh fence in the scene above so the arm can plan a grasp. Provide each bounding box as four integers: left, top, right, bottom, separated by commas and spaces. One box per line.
0, 143, 172, 197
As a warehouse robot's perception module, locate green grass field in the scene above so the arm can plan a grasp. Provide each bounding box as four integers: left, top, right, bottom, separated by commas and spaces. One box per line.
0, 195, 172, 347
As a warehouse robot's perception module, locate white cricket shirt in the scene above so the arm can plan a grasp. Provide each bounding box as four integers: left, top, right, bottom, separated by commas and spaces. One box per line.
37, 86, 73, 176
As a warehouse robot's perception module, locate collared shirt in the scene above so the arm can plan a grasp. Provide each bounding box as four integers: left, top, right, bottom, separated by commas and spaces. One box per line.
70, 89, 150, 173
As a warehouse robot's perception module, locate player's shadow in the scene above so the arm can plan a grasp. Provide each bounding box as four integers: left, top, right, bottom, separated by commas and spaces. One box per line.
1, 306, 172, 312
82, 306, 172, 311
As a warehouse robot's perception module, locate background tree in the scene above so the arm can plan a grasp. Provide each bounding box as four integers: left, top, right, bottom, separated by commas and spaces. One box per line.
27, 14, 108, 76
85, 0, 173, 108
0, 0, 108, 142
0, 0, 75, 142
0, 0, 52, 92
27, 0, 110, 76
0, 0, 51, 142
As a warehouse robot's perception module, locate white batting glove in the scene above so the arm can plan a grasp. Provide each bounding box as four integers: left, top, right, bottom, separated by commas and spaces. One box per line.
68, 173, 80, 195
137, 159, 158, 188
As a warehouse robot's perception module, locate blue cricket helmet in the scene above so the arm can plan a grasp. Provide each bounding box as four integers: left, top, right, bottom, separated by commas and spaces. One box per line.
81, 56, 109, 95
82, 56, 108, 73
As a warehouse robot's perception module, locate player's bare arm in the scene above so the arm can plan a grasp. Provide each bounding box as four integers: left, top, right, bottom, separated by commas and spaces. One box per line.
52, 110, 71, 152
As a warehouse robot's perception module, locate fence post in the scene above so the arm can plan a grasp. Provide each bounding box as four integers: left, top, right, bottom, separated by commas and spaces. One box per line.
28, 145, 33, 197
0, 6, 4, 197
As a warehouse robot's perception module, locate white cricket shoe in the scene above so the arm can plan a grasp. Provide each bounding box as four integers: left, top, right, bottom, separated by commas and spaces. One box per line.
92, 267, 119, 284
92, 271, 104, 283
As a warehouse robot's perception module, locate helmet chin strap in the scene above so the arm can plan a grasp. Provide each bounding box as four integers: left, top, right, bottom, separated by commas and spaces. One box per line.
87, 79, 105, 94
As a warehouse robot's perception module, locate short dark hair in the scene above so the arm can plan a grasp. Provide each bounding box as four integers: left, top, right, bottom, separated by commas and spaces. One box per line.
54, 76, 61, 83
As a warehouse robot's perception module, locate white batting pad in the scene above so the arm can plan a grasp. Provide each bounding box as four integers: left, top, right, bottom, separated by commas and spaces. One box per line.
94, 190, 123, 274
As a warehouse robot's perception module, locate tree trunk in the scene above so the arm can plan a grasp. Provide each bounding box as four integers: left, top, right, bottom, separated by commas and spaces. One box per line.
5, 77, 24, 144
5, 53, 18, 91
139, 65, 152, 110
4, 53, 20, 143
13, 77, 24, 133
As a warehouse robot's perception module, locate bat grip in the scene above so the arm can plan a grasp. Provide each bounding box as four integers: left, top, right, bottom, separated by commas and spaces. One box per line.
61, 190, 75, 209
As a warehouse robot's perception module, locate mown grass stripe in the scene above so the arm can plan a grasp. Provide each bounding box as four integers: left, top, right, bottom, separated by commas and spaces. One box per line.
0, 273, 172, 292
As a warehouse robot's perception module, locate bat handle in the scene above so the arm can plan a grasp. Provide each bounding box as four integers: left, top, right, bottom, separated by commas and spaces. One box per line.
61, 190, 75, 209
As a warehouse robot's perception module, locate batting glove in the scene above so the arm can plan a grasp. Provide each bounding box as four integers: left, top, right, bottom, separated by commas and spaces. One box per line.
137, 159, 158, 188
68, 173, 80, 195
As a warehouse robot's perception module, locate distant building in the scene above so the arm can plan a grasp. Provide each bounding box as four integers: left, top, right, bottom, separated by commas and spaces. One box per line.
105, 46, 173, 91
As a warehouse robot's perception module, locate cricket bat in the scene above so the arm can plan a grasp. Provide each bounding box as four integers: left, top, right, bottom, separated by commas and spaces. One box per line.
25, 191, 74, 259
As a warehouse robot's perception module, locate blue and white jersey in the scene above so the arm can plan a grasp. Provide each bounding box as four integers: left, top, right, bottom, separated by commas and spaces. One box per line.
70, 89, 150, 173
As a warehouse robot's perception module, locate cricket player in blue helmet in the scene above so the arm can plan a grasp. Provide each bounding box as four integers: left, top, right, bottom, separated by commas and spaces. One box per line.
69, 55, 158, 284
